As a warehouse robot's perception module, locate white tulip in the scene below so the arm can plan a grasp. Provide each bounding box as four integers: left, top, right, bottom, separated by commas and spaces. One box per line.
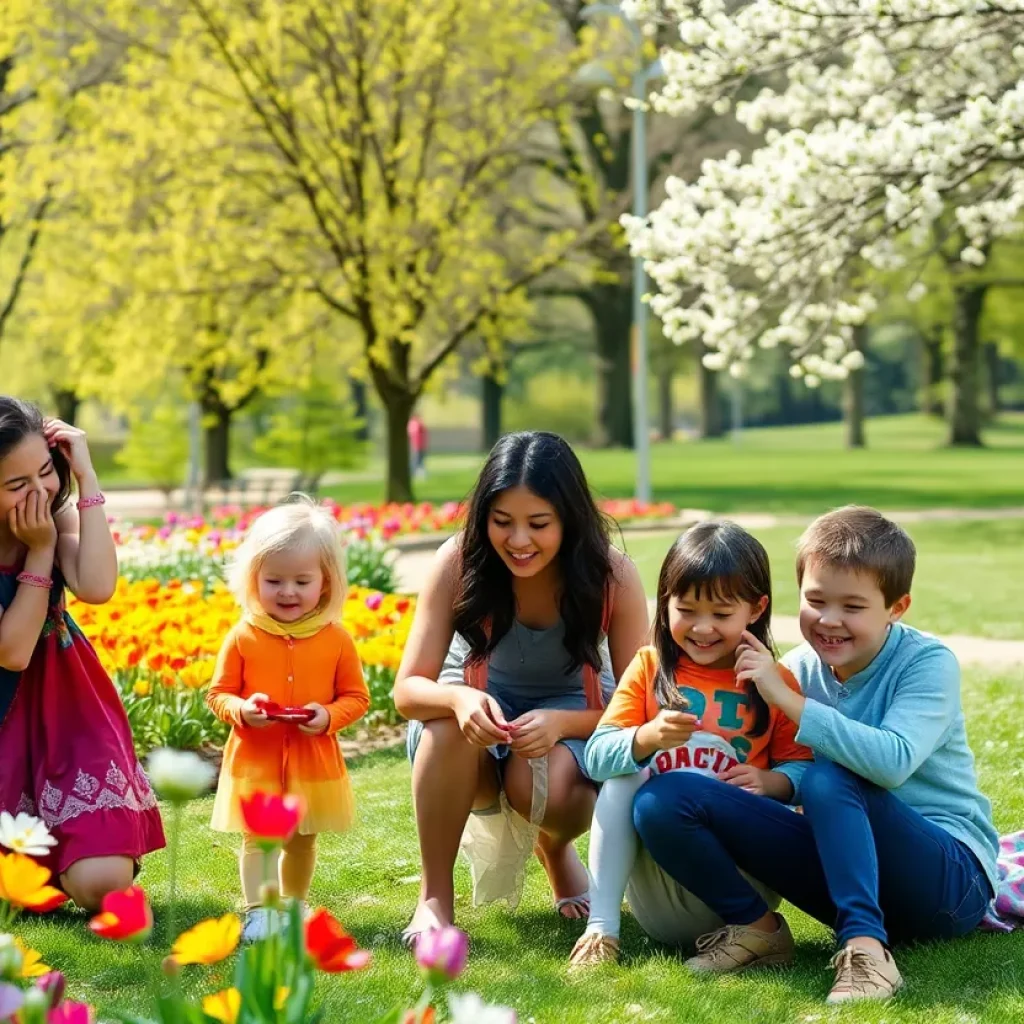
0, 812, 57, 857
147, 748, 216, 803
448, 993, 517, 1024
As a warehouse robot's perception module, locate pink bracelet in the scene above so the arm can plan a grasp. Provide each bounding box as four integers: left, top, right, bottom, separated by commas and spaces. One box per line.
17, 572, 51, 589
77, 493, 106, 511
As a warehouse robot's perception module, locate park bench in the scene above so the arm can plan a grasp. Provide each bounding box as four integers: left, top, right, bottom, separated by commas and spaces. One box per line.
201, 468, 321, 510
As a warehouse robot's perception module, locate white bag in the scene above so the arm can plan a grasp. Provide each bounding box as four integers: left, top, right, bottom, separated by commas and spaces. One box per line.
459, 755, 548, 910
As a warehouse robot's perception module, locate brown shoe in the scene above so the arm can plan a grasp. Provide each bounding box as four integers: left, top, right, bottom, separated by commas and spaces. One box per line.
827, 945, 903, 1004
568, 931, 620, 971
685, 915, 795, 974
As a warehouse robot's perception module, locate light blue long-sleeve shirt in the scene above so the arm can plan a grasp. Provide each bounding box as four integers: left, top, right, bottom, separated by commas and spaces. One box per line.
782, 622, 999, 894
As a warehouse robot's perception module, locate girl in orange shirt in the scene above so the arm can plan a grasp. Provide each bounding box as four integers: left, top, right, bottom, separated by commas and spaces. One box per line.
569, 521, 812, 969
206, 497, 369, 942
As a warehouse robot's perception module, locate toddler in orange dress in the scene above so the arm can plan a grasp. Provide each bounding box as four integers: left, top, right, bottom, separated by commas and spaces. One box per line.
206, 496, 369, 941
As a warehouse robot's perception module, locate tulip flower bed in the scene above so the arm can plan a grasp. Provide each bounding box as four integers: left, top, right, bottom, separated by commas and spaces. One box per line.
68, 581, 413, 755
121, 496, 680, 549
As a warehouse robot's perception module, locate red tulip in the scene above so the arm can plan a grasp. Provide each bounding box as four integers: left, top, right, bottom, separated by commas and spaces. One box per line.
88, 886, 152, 942
304, 909, 371, 972
239, 792, 305, 844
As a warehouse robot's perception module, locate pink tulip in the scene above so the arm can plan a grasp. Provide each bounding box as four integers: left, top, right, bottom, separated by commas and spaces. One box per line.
415, 926, 469, 980
48, 1000, 92, 1023
365, 593, 383, 611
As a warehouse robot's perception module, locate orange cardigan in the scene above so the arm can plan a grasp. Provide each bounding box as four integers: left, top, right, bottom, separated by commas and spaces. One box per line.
206, 620, 370, 834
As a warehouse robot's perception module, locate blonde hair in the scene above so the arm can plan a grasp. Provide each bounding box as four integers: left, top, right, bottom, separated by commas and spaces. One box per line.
229, 494, 347, 621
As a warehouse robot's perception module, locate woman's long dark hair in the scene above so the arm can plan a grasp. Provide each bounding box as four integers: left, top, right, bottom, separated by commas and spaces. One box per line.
452, 431, 612, 673
0, 397, 72, 514
654, 520, 774, 736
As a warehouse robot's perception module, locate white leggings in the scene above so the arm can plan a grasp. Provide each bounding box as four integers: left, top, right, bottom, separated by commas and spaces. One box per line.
585, 771, 780, 946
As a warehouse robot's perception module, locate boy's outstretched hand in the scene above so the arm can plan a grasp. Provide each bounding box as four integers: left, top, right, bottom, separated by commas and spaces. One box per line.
734, 631, 805, 724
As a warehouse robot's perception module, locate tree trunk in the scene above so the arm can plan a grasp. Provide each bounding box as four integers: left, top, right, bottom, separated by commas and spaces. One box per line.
657, 363, 673, 440
776, 353, 798, 425
201, 400, 232, 485
588, 280, 633, 448
52, 388, 80, 426
843, 325, 867, 449
946, 284, 987, 447
921, 328, 944, 417
350, 378, 370, 442
367, 359, 415, 502
481, 370, 503, 452
697, 339, 724, 438
984, 341, 1001, 416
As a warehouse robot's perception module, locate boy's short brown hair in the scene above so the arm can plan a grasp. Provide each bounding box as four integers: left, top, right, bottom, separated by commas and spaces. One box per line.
796, 505, 916, 606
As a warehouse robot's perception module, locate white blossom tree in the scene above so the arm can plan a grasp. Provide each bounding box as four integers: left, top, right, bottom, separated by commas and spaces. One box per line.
623, 0, 1024, 445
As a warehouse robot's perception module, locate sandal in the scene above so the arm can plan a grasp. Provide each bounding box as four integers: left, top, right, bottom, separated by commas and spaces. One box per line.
554, 890, 590, 920
569, 932, 620, 971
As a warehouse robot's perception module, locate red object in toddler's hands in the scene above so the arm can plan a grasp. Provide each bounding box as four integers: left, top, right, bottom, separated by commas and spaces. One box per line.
255, 699, 317, 724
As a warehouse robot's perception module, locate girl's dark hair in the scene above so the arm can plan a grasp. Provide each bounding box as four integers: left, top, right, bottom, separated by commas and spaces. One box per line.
654, 520, 774, 736
0, 397, 72, 513
452, 431, 612, 673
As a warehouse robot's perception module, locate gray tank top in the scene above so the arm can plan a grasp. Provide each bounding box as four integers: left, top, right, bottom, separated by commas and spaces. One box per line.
439, 619, 615, 705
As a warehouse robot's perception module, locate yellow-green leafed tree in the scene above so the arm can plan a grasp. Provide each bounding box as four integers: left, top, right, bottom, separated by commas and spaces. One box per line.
0, 0, 119, 359
83, 0, 602, 499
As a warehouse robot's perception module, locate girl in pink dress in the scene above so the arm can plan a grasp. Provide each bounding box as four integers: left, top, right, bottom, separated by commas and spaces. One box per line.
0, 398, 164, 910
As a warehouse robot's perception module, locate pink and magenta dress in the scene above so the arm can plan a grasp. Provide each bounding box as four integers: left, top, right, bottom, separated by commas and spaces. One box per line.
0, 564, 165, 878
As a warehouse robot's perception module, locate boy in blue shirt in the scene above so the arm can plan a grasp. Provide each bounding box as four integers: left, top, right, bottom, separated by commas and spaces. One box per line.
632, 506, 998, 1004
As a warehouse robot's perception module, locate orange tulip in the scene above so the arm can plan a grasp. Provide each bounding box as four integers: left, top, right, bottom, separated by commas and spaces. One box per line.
239, 793, 304, 844
304, 909, 371, 972
88, 885, 152, 942
0, 852, 67, 912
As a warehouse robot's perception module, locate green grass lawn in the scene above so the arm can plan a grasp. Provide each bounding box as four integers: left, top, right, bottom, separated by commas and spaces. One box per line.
15, 667, 1024, 1024
624, 517, 1024, 641
323, 413, 1024, 513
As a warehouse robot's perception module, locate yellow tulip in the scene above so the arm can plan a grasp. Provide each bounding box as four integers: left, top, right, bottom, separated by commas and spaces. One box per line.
0, 852, 66, 911
15, 937, 50, 978
202, 987, 240, 1023
170, 913, 241, 966
133, 679, 151, 697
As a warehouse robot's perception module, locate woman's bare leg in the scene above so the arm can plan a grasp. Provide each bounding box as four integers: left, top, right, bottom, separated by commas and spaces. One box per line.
505, 745, 596, 919
61, 855, 135, 912
406, 717, 499, 934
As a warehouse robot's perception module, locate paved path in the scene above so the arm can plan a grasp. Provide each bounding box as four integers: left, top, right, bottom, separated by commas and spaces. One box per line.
394, 549, 1024, 668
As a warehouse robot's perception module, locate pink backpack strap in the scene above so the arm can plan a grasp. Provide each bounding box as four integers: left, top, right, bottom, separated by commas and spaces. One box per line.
582, 582, 615, 710
465, 657, 488, 689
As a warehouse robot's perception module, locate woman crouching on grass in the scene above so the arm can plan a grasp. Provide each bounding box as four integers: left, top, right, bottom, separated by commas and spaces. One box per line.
394, 431, 649, 945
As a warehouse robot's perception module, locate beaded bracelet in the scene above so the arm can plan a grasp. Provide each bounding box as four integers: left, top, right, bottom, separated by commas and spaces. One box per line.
17, 572, 51, 589
77, 493, 106, 511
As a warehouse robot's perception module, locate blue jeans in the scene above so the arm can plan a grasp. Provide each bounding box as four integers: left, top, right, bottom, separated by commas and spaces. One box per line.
633, 760, 991, 945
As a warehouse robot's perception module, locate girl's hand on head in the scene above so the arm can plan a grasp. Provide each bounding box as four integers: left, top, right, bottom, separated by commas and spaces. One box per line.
507, 709, 562, 759
719, 763, 769, 795
43, 419, 94, 479
241, 692, 272, 728
10, 488, 57, 553
451, 687, 510, 748
734, 630, 788, 705
298, 703, 330, 735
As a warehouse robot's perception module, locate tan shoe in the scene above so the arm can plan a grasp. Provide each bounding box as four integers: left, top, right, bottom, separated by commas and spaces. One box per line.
827, 945, 903, 1004
568, 932, 620, 971
685, 915, 795, 974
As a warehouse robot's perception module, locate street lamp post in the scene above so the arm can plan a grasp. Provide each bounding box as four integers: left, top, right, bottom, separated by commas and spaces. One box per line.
579, 5, 662, 503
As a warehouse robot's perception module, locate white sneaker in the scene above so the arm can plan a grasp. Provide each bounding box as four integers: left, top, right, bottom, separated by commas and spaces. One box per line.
242, 908, 276, 944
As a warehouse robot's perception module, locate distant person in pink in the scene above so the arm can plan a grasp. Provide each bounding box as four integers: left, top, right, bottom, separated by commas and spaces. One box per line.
408, 414, 428, 480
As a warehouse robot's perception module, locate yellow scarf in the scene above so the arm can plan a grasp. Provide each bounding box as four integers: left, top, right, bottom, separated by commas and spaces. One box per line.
244, 605, 335, 640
